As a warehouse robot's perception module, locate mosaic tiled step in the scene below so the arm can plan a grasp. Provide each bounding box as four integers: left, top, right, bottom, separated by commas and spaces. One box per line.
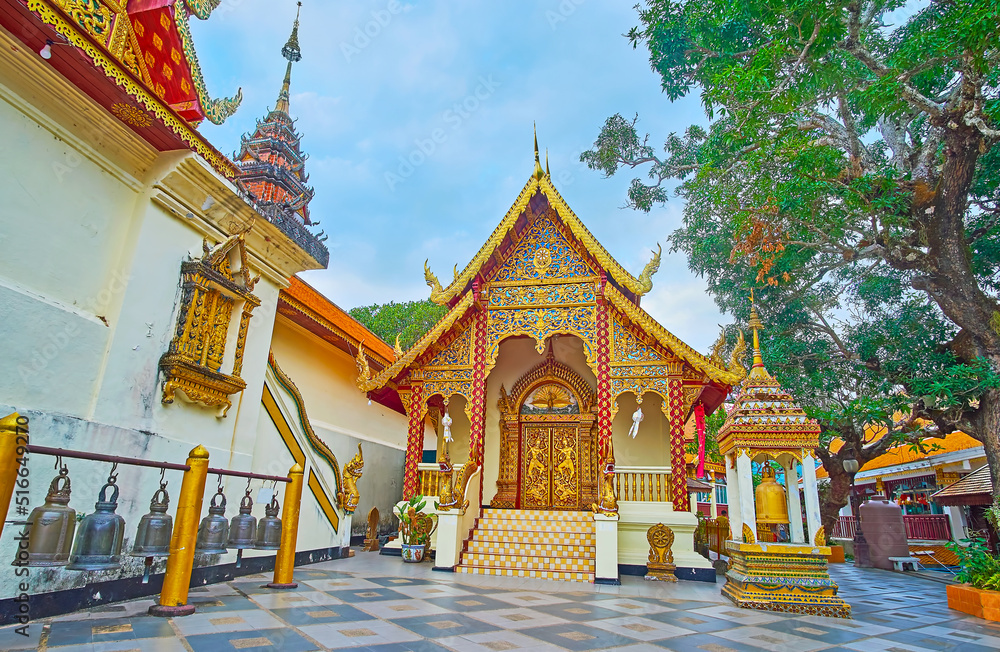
455, 565, 595, 582
472, 531, 596, 546
481, 508, 594, 522
462, 553, 595, 572
465, 541, 594, 557
457, 508, 597, 583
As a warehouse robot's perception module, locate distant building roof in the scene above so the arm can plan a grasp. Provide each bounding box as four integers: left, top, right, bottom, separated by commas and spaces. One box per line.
932, 465, 993, 506
815, 431, 982, 479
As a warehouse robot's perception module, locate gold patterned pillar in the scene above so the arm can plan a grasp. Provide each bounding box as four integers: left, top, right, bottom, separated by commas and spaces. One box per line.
667, 377, 689, 510
401, 384, 426, 499
468, 309, 488, 466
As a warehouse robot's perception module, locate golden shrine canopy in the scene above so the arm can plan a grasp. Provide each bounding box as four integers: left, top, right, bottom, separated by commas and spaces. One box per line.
717, 305, 821, 458
357, 140, 748, 507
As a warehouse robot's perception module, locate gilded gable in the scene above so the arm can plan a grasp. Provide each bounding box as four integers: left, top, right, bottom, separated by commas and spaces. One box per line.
426, 322, 474, 368
490, 211, 595, 283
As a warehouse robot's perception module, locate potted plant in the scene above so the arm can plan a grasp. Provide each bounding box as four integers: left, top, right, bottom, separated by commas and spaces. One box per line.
946, 536, 1000, 621
395, 495, 438, 563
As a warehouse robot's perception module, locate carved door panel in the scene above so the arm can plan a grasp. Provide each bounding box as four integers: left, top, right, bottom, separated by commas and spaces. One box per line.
550, 427, 579, 510
521, 426, 551, 509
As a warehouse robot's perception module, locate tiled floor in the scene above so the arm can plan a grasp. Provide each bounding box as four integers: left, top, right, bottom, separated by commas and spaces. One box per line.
2, 554, 998, 651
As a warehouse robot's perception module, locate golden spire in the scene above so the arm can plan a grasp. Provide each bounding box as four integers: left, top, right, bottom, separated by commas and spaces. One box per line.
545, 148, 550, 177
747, 289, 771, 381
533, 123, 545, 180
274, 2, 303, 115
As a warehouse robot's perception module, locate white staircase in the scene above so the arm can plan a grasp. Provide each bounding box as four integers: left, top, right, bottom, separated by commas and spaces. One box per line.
456, 508, 596, 582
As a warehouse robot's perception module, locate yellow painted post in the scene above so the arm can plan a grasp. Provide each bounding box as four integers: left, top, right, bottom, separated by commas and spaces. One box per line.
0, 413, 27, 539
149, 445, 209, 617
268, 463, 304, 589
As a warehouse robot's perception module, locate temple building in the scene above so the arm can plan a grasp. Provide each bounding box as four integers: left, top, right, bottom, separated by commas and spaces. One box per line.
0, 0, 402, 621
356, 142, 748, 582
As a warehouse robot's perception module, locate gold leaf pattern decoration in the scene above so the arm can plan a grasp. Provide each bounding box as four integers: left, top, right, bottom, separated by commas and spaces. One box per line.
491, 212, 594, 283
111, 102, 152, 127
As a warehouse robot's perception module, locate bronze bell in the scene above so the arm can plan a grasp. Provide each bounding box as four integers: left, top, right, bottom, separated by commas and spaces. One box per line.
15, 468, 76, 567
66, 478, 125, 571
132, 483, 173, 557
196, 487, 229, 555
228, 490, 257, 567
755, 464, 790, 525
254, 495, 282, 550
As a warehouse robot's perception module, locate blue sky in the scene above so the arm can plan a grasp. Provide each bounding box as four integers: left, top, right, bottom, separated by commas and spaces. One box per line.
192, 0, 726, 352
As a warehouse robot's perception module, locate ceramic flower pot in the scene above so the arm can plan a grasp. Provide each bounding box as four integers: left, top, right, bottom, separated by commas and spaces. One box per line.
401, 543, 425, 563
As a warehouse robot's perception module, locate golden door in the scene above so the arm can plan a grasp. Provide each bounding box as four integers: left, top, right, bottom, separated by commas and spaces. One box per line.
520, 425, 580, 510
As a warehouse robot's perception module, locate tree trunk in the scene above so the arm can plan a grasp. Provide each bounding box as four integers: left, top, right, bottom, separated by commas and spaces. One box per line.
973, 388, 1000, 509
819, 461, 853, 540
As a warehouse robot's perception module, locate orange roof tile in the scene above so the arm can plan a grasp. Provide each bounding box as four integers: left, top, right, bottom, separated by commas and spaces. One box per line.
815, 431, 982, 479
279, 276, 395, 365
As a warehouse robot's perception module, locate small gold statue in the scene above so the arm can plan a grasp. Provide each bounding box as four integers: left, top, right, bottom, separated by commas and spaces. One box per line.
591, 439, 618, 516
338, 443, 364, 514
645, 523, 677, 582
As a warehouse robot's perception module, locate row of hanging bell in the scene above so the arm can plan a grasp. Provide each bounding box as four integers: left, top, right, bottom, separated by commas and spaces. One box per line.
195, 486, 283, 565
16, 466, 173, 575
15, 467, 126, 571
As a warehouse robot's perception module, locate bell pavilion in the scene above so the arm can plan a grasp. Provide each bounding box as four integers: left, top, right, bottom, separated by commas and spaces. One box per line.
356, 141, 747, 582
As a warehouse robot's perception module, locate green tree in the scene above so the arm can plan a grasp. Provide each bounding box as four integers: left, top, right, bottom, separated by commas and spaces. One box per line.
582, 0, 1000, 532
349, 299, 447, 351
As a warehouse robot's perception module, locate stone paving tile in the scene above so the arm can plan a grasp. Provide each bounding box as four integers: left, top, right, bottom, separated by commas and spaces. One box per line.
0, 554, 991, 652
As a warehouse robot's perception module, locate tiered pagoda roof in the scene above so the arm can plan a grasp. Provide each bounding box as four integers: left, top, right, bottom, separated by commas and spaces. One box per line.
717, 304, 820, 456
234, 2, 316, 227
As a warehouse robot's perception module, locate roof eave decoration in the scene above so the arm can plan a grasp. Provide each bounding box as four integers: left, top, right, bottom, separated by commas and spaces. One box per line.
424, 174, 662, 306
357, 292, 476, 392
25, 0, 239, 178
174, 1, 242, 125
604, 284, 744, 386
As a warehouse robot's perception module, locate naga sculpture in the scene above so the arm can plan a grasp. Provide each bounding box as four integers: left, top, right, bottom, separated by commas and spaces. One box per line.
635, 244, 662, 296
338, 443, 364, 515
591, 440, 618, 516
438, 454, 478, 512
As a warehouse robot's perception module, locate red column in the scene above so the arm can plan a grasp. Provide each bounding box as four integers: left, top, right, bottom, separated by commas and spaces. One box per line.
668, 377, 689, 510
595, 292, 612, 462
468, 309, 488, 466
401, 383, 425, 499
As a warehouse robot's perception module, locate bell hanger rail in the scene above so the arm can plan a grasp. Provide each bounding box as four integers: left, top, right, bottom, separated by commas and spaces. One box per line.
25, 445, 190, 472
207, 467, 290, 483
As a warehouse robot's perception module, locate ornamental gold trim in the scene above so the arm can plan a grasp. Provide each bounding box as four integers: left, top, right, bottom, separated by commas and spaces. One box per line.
425, 174, 659, 306
357, 292, 476, 391
159, 234, 260, 417
604, 284, 741, 386
27, 0, 239, 178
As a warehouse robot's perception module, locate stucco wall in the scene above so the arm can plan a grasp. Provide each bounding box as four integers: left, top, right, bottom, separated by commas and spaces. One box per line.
0, 65, 307, 600
267, 319, 408, 535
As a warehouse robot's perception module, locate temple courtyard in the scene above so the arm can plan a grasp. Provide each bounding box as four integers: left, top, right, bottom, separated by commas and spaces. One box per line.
0, 555, 995, 652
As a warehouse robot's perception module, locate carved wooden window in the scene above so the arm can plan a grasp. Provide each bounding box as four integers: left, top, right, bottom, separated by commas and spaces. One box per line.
159, 234, 260, 417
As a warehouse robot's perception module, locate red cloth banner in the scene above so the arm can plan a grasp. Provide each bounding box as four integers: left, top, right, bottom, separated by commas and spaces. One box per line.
695, 403, 706, 479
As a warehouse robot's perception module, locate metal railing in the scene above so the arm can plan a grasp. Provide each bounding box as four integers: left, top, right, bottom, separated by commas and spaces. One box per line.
831, 514, 952, 541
